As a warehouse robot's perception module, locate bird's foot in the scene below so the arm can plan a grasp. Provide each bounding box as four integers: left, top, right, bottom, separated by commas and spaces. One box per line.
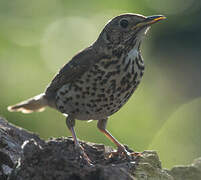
75, 144, 93, 166
108, 145, 142, 160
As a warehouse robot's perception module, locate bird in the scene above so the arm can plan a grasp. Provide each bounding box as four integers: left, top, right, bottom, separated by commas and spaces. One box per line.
8, 13, 166, 162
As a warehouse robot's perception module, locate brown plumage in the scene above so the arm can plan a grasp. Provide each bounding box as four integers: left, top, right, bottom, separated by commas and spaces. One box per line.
8, 13, 166, 163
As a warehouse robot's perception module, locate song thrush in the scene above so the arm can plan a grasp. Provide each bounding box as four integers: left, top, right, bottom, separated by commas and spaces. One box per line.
8, 13, 166, 162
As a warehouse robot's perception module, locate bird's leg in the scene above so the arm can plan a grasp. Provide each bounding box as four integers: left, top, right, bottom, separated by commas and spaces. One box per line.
66, 115, 92, 164
97, 118, 132, 159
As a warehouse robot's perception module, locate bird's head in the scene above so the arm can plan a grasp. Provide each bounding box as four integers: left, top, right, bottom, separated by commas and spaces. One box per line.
96, 13, 166, 52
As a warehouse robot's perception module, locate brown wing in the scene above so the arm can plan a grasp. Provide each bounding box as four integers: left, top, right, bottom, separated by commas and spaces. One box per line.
45, 46, 102, 100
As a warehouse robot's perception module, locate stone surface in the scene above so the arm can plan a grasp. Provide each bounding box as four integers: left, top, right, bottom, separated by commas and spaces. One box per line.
0, 117, 201, 180
0, 117, 42, 180
167, 158, 201, 180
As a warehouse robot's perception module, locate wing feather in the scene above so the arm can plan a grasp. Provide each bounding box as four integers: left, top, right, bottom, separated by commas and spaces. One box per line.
45, 46, 102, 100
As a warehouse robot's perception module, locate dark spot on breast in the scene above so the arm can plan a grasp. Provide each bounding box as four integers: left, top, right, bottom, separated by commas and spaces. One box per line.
86, 103, 91, 107
69, 84, 72, 90
101, 71, 106, 76
139, 54, 144, 63
110, 80, 116, 93
110, 94, 114, 101
126, 72, 131, 79
110, 109, 116, 113
103, 97, 108, 101
94, 64, 99, 70
65, 97, 72, 101
104, 60, 119, 69
101, 61, 105, 66
95, 108, 102, 112
101, 79, 108, 84
92, 83, 97, 87
116, 87, 121, 92
73, 84, 82, 92
124, 92, 130, 99
71, 110, 75, 114
136, 57, 145, 70
130, 87, 135, 94
117, 93, 121, 97
97, 94, 105, 98
105, 72, 113, 79
118, 104, 123, 109
60, 91, 65, 95
59, 105, 64, 109
87, 74, 91, 78
90, 70, 98, 75
106, 89, 111, 94
112, 49, 123, 58
125, 84, 132, 91
116, 64, 121, 69
132, 60, 135, 74
76, 94, 80, 99
77, 80, 84, 84
122, 55, 127, 65
124, 59, 131, 72
116, 70, 121, 74
133, 72, 138, 84
91, 92, 95, 96
63, 98, 67, 104
97, 76, 102, 80
121, 76, 126, 85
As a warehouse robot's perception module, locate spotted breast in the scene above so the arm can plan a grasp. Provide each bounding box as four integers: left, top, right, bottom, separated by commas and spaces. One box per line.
56, 47, 144, 120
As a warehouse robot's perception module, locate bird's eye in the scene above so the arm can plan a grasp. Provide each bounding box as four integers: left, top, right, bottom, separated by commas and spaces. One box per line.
119, 19, 129, 28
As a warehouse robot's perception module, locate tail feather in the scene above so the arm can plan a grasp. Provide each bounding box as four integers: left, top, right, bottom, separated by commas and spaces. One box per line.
8, 93, 48, 114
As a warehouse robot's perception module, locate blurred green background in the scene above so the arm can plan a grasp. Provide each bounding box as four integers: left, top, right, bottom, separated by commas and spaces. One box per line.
1, 0, 201, 169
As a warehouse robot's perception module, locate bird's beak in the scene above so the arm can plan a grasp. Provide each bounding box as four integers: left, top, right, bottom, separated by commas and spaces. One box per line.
133, 15, 166, 29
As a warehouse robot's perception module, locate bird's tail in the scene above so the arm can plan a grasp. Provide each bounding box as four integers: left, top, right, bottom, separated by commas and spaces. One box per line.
7, 93, 48, 114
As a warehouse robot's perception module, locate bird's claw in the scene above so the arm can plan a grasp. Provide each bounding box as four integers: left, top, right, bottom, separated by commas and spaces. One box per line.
75, 144, 93, 166
130, 151, 142, 157
108, 145, 142, 160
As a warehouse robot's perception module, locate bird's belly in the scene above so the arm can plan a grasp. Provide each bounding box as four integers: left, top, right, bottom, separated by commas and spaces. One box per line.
56, 56, 144, 120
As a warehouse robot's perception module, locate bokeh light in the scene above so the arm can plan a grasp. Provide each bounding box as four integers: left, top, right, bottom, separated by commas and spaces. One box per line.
41, 17, 98, 72
0, 0, 200, 169
145, 0, 200, 15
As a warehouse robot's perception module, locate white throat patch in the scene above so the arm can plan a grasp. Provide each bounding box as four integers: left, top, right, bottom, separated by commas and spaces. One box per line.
128, 48, 139, 59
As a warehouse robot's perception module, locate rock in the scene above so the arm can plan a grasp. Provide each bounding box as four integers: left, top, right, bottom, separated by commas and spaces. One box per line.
167, 158, 201, 180
134, 151, 173, 180
0, 117, 200, 180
